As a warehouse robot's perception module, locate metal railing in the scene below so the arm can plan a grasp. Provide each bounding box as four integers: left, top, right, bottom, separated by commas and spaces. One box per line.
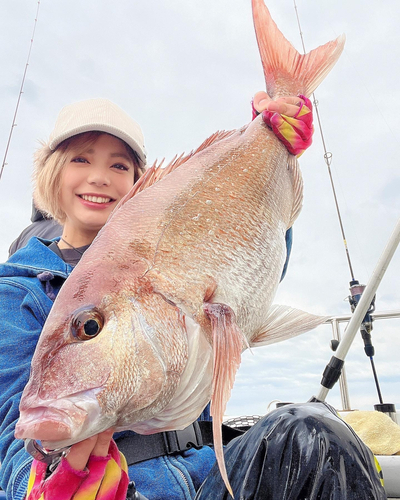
325, 310, 400, 410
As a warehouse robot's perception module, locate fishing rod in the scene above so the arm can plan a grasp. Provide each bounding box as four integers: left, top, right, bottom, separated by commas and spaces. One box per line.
0, 1, 41, 182
293, 0, 389, 412
315, 216, 400, 422
294, 0, 356, 283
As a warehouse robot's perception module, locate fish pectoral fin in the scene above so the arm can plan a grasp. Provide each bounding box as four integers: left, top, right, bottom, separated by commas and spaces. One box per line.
250, 304, 329, 347
204, 302, 244, 498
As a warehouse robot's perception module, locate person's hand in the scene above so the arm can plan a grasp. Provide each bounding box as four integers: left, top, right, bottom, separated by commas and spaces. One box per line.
251, 90, 314, 156
253, 91, 305, 117
26, 429, 130, 500
65, 428, 114, 470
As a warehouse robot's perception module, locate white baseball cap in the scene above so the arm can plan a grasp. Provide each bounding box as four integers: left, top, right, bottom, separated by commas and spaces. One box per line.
48, 98, 147, 168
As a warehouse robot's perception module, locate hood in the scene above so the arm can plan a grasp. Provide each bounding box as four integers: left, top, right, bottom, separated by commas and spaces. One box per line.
1, 237, 70, 279
31, 203, 46, 223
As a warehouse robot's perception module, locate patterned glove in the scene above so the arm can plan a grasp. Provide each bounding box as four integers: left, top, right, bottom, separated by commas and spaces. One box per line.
26, 440, 129, 500
252, 94, 313, 157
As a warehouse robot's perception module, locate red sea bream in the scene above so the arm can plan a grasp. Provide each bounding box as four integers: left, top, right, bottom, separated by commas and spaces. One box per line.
16, 0, 345, 494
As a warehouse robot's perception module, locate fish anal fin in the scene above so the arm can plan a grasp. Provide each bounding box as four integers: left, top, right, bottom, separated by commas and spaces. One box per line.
204, 302, 244, 499
250, 304, 329, 347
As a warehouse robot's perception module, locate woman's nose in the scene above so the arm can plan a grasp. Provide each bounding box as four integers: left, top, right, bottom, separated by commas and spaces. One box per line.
87, 166, 110, 186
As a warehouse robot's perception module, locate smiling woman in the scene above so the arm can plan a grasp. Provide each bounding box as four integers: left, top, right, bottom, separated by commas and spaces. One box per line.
32, 99, 146, 252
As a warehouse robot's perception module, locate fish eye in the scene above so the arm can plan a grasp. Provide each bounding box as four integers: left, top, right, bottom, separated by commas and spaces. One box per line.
71, 308, 104, 341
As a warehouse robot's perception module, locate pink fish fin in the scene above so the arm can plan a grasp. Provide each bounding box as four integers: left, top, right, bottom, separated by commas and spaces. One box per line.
251, 0, 345, 97
110, 130, 243, 215
204, 302, 246, 499
287, 155, 304, 227
250, 304, 329, 347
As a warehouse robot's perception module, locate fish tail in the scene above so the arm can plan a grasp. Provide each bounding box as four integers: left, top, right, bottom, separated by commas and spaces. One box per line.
252, 0, 345, 98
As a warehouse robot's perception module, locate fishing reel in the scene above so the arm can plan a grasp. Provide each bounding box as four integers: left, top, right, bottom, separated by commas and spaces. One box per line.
348, 280, 376, 357
330, 280, 376, 355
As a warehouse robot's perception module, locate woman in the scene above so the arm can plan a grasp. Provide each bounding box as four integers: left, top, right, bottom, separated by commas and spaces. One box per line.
0, 93, 312, 500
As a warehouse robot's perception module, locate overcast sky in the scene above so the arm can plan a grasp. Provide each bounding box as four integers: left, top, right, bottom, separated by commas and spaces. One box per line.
0, 0, 399, 417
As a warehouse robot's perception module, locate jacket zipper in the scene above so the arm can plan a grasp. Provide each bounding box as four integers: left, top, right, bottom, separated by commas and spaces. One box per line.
176, 466, 192, 497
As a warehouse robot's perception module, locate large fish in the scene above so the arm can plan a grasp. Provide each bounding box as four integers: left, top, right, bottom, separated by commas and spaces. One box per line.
16, 0, 344, 494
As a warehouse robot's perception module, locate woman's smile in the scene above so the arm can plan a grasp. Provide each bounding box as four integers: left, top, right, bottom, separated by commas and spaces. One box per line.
77, 193, 116, 207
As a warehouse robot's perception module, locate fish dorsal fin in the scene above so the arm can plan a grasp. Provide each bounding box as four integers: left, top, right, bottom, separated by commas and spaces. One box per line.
110, 129, 239, 215
288, 155, 304, 228
250, 304, 328, 347
252, 0, 345, 97
204, 301, 245, 498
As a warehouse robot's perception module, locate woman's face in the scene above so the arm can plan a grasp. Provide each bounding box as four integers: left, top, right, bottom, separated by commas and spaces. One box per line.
59, 133, 136, 243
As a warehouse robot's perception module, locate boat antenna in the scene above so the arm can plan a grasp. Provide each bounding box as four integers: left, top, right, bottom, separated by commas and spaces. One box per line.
293, 0, 387, 409
0, 1, 41, 182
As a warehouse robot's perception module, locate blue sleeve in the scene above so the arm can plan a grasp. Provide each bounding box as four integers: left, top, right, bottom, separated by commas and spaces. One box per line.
0, 281, 48, 500
280, 227, 293, 282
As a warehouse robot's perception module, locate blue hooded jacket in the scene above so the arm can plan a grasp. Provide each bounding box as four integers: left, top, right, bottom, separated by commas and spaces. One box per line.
0, 237, 214, 500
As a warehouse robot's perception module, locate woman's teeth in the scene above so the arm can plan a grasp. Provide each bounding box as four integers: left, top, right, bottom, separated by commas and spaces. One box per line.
80, 195, 112, 204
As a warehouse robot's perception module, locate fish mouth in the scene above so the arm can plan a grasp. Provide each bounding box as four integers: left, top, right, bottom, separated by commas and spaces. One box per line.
15, 407, 74, 441
15, 406, 77, 441
15, 389, 102, 446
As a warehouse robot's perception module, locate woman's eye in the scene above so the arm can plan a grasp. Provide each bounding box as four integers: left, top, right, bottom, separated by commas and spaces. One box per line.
71, 157, 88, 163
112, 163, 129, 171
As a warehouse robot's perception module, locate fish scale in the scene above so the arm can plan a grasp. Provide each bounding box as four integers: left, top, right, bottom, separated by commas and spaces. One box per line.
148, 123, 292, 330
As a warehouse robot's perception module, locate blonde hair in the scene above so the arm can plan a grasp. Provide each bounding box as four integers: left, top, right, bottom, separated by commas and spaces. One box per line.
33, 131, 145, 224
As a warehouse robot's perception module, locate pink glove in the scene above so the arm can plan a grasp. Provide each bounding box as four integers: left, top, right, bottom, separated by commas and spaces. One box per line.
252, 94, 313, 157
26, 440, 129, 500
